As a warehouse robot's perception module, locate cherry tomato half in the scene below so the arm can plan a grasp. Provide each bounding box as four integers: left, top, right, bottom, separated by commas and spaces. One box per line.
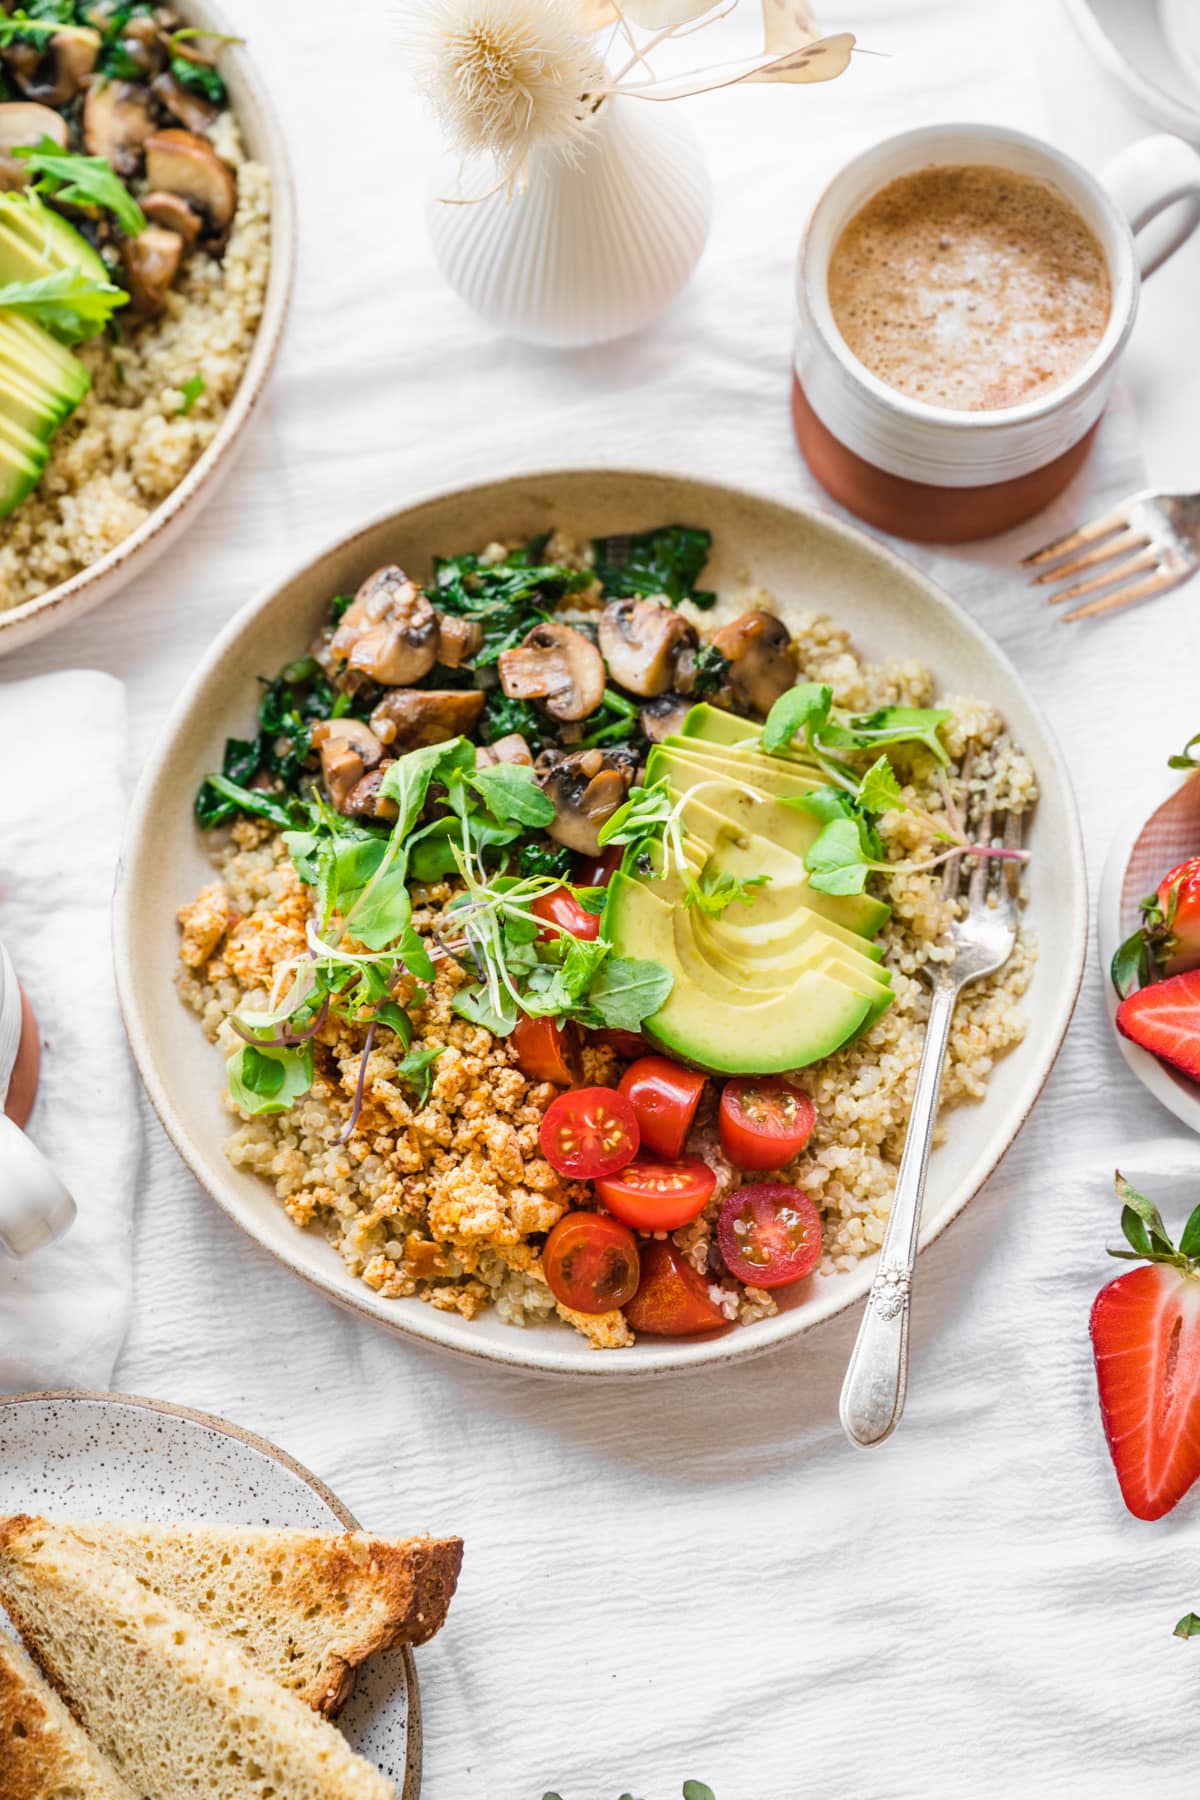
573, 845, 623, 888
511, 1014, 582, 1087
540, 1086, 640, 1179
595, 1156, 717, 1232
531, 886, 602, 942
589, 1028, 647, 1060
623, 1239, 727, 1337
543, 1211, 640, 1314
618, 1055, 707, 1159
716, 1183, 822, 1288
718, 1077, 816, 1172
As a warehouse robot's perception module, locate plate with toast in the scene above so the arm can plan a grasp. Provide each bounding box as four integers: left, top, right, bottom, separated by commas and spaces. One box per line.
0, 1390, 464, 1800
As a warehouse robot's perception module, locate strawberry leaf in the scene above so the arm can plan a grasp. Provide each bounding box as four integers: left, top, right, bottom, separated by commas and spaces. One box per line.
1174, 1612, 1200, 1638
1111, 928, 1151, 999
1180, 1205, 1200, 1261
1115, 1172, 1171, 1249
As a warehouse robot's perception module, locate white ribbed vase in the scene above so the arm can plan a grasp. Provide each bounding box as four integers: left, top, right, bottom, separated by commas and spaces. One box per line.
427, 97, 713, 348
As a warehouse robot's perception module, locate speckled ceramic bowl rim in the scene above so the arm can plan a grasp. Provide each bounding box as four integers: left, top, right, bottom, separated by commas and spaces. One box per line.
114, 466, 1088, 1381
0, 1387, 421, 1800
0, 0, 295, 659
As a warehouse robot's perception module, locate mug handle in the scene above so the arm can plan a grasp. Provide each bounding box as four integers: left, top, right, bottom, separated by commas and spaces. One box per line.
0, 1114, 76, 1256
1102, 133, 1200, 278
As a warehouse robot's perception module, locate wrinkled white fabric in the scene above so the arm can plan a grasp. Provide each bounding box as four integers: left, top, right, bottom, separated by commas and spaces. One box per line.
4, 0, 1200, 1794
0, 671, 137, 1387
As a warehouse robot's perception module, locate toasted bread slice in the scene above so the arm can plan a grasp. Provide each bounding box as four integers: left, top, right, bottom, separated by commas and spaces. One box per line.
0, 1633, 135, 1800
0, 1518, 395, 1800
61, 1519, 464, 1716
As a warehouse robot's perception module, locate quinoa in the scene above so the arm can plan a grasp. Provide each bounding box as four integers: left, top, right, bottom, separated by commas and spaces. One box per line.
177, 604, 1037, 1349
0, 113, 270, 613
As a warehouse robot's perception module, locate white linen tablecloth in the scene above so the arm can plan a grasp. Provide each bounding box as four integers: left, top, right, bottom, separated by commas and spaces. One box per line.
6, 1, 1200, 1794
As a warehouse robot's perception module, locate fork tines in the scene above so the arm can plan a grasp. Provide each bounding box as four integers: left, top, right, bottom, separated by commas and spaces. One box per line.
1021, 491, 1192, 622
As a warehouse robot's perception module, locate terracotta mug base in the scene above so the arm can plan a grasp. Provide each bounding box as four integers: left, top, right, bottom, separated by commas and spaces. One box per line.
5, 986, 41, 1130
791, 375, 1099, 544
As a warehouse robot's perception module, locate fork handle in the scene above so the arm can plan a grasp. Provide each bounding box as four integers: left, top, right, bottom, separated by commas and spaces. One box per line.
838, 980, 958, 1448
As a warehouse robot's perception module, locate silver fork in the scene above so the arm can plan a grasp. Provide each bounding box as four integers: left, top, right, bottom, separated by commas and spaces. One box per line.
1023, 490, 1200, 622
839, 806, 1024, 1448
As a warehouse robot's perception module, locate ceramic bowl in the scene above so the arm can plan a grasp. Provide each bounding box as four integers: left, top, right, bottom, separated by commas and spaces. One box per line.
0, 1389, 420, 1796
1063, 0, 1200, 140
114, 468, 1088, 1378
0, 0, 294, 658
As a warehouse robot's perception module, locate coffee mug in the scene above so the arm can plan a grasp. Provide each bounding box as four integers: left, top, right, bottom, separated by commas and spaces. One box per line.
792, 122, 1200, 542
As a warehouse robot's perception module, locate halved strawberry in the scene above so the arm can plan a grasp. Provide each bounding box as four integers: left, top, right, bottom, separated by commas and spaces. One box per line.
1112, 855, 1200, 996
1090, 1174, 1200, 1520
1115, 968, 1200, 1084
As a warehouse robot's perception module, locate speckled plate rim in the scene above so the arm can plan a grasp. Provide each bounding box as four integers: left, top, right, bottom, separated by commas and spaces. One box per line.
1097, 770, 1200, 1135
114, 464, 1088, 1380
1061, 0, 1200, 140
0, 1387, 421, 1800
0, 0, 296, 659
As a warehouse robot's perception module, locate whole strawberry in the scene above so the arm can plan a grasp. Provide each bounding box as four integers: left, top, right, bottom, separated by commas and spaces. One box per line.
1091, 1173, 1200, 1521
1112, 855, 1200, 997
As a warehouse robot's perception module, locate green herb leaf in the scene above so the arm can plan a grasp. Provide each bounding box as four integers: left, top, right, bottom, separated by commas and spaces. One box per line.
585, 955, 673, 1030
16, 137, 147, 235
452, 982, 519, 1036
396, 1045, 444, 1109
857, 753, 905, 816
194, 772, 299, 833
597, 777, 674, 850
1175, 1612, 1200, 1639
168, 49, 227, 105
0, 265, 127, 343
518, 839, 573, 881
762, 683, 833, 753
841, 706, 952, 767
468, 761, 556, 827
178, 372, 205, 414
227, 1041, 313, 1116
804, 816, 873, 895
592, 524, 715, 608
683, 867, 769, 918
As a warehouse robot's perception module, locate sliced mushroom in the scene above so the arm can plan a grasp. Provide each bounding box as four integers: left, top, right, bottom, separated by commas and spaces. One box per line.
475, 733, 533, 770
435, 613, 483, 669
537, 746, 637, 856
369, 688, 485, 751
710, 609, 798, 717
83, 79, 156, 177
151, 67, 218, 134
144, 128, 237, 237
330, 566, 440, 688
639, 694, 692, 745
120, 224, 183, 317
342, 764, 399, 823
140, 188, 203, 247
9, 26, 100, 107
0, 102, 67, 191
115, 11, 168, 77
497, 621, 605, 723
311, 718, 386, 814
597, 598, 697, 699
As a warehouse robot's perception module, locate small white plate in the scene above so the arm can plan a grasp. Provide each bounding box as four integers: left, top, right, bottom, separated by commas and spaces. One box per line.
1063, 0, 1200, 140
0, 1390, 420, 1798
1098, 766, 1200, 1134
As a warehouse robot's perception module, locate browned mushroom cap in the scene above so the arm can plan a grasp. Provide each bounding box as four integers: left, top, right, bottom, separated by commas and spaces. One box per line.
8, 27, 99, 107
330, 566, 440, 688
144, 128, 237, 235
435, 613, 483, 669
710, 609, 798, 717
311, 718, 386, 814
475, 732, 533, 770
120, 224, 183, 316
150, 67, 218, 134
83, 79, 156, 177
597, 598, 697, 699
140, 188, 203, 247
369, 688, 485, 751
639, 694, 692, 745
342, 765, 399, 823
0, 102, 67, 190
537, 746, 637, 855
497, 621, 605, 723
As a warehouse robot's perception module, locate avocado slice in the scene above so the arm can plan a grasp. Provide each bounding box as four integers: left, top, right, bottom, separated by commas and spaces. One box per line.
678, 702, 760, 746
650, 740, 825, 805
0, 310, 90, 518
697, 903, 888, 971
604, 872, 877, 1073
691, 918, 892, 1015
0, 193, 109, 288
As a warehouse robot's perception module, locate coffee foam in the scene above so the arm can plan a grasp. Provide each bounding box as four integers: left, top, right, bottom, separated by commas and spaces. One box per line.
827, 164, 1112, 412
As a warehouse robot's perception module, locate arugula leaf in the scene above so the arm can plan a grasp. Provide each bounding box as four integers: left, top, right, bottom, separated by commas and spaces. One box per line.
396, 1045, 444, 1108
683, 867, 769, 918
762, 683, 833, 753
0, 12, 64, 47
592, 525, 716, 608
178, 372, 205, 414
585, 956, 673, 1030
0, 265, 127, 343
227, 1041, 313, 1116
468, 761, 556, 827
16, 137, 147, 235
